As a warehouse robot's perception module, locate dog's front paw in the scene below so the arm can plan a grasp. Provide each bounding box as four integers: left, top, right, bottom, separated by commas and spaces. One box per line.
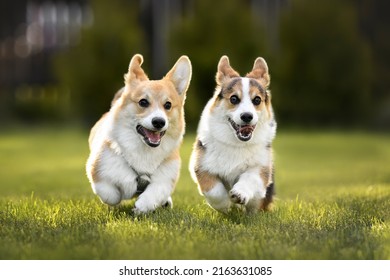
133, 198, 155, 215
132, 207, 153, 216
132, 207, 144, 216
162, 196, 173, 208
133, 204, 155, 215
229, 188, 250, 205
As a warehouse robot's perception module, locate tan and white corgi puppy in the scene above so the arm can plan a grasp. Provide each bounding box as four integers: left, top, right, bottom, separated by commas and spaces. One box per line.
86, 54, 192, 214
189, 56, 276, 213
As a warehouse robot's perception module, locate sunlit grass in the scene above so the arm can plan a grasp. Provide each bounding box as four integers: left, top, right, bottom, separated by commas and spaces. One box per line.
0, 127, 389, 259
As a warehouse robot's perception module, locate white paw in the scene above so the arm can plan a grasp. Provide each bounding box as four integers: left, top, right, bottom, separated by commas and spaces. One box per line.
207, 199, 232, 214
203, 182, 232, 213
93, 182, 122, 206
133, 199, 155, 215
132, 207, 146, 216
133, 195, 172, 214
229, 188, 251, 205
162, 196, 173, 208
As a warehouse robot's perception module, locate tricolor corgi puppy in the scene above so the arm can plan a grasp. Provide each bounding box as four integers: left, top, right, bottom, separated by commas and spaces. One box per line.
189, 56, 276, 213
86, 54, 192, 214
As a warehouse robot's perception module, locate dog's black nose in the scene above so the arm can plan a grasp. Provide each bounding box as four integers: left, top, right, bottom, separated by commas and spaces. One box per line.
240, 113, 253, 123
152, 117, 166, 129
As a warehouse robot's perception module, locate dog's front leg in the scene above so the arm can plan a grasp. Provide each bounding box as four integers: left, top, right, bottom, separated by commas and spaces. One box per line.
229, 168, 266, 211
92, 173, 138, 206
203, 181, 233, 213
133, 158, 180, 214
90, 151, 139, 206
194, 169, 232, 213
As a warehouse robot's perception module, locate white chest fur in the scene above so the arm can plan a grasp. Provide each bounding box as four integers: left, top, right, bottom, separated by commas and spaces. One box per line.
199, 135, 270, 187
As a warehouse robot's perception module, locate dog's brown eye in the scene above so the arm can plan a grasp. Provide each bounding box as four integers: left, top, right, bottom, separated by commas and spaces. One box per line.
139, 99, 149, 108
164, 101, 172, 110
253, 96, 261, 106
230, 95, 240, 105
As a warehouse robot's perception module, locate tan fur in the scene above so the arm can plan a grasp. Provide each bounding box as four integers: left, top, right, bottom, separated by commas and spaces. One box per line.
191, 139, 219, 193
88, 148, 102, 183
195, 171, 219, 193
245, 57, 270, 87
124, 54, 148, 87
190, 55, 277, 214
260, 166, 271, 187
260, 198, 273, 211
86, 54, 192, 213
259, 164, 274, 211
216, 56, 240, 85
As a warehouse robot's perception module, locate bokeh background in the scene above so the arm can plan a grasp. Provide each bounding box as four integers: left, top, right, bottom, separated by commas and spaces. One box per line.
1, 0, 390, 260
1, 0, 389, 130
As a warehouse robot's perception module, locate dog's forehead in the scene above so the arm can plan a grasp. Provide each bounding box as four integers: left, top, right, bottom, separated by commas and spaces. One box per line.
225, 78, 242, 91
143, 81, 169, 94
248, 79, 266, 95
221, 77, 265, 96
135, 80, 176, 99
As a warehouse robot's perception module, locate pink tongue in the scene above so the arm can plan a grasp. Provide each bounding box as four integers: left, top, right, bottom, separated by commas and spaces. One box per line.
144, 129, 161, 143
239, 126, 254, 136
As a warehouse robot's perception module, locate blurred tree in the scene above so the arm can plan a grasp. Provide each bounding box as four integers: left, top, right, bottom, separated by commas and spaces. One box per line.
169, 0, 268, 128
357, 0, 390, 128
273, 0, 373, 126
53, 0, 381, 129
54, 0, 146, 125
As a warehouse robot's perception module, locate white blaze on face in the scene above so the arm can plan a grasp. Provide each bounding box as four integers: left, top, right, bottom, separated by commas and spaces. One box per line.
140, 107, 168, 131
231, 78, 258, 126
136, 100, 169, 148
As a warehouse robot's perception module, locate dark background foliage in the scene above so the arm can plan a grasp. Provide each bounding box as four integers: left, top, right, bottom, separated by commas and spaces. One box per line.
1, 0, 389, 130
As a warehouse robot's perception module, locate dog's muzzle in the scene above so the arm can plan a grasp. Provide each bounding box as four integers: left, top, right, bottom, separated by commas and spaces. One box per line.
228, 118, 256, 142
136, 125, 166, 147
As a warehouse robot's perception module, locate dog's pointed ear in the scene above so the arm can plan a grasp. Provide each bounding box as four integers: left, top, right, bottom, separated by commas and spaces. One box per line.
246, 57, 270, 88
165, 55, 192, 96
124, 54, 148, 88
216, 56, 240, 85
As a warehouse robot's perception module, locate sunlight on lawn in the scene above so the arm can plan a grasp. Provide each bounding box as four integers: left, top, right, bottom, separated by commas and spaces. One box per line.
0, 127, 389, 259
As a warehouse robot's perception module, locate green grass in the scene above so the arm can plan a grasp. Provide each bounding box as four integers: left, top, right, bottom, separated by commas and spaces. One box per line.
0, 127, 389, 259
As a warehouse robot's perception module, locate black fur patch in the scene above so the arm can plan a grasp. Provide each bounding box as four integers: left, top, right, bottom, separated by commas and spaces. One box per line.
197, 139, 205, 150
135, 175, 150, 195
265, 182, 275, 200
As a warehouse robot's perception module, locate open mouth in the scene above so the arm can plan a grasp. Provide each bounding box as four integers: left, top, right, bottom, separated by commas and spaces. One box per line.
136, 125, 166, 147
228, 118, 256, 142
